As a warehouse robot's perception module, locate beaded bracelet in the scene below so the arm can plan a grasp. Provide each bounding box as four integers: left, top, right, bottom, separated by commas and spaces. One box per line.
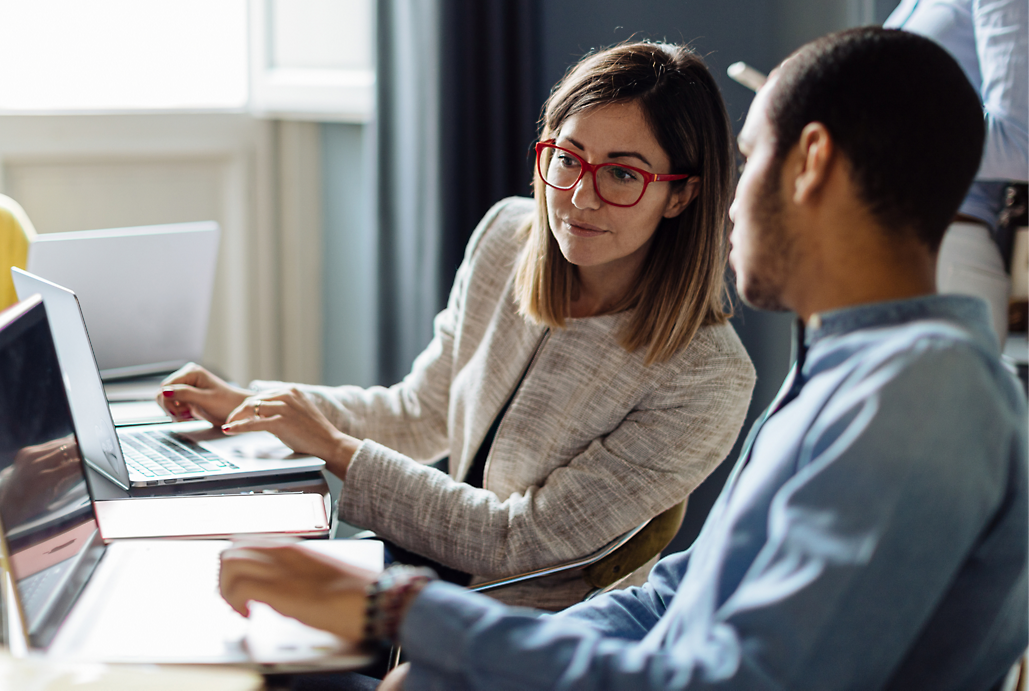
364, 565, 437, 645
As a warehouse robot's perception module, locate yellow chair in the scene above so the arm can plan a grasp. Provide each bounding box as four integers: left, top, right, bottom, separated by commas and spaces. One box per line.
0, 195, 37, 310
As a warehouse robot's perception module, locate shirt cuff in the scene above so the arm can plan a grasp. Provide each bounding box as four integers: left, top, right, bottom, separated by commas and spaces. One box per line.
400, 581, 504, 675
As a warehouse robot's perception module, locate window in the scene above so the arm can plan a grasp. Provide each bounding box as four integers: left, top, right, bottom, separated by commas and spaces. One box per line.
0, 0, 374, 121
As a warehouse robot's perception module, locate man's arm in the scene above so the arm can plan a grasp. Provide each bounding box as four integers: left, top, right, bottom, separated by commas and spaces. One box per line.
219, 342, 1025, 691
398, 343, 1024, 690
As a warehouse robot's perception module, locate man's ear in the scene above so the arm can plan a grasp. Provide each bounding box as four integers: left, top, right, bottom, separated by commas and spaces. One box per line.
663, 176, 701, 218
792, 122, 834, 204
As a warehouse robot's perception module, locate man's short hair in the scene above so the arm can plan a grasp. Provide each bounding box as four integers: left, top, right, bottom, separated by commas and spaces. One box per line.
768, 27, 985, 250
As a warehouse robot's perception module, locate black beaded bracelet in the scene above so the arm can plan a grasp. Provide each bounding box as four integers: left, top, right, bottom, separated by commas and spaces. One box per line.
364, 565, 437, 645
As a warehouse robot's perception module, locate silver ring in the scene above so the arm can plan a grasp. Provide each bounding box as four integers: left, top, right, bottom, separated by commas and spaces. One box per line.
254, 401, 262, 418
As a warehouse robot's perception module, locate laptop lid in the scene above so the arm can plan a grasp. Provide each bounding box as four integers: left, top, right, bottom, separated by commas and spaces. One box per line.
0, 296, 106, 649
12, 270, 132, 490
12, 269, 325, 489
26, 221, 219, 380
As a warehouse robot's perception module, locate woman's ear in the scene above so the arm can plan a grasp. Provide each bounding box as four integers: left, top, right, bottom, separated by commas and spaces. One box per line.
663, 177, 701, 218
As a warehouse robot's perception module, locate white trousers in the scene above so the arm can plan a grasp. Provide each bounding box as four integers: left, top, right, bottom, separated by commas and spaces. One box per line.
937, 221, 1010, 347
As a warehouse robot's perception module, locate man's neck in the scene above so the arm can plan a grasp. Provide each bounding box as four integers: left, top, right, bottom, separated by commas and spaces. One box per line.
787, 222, 938, 322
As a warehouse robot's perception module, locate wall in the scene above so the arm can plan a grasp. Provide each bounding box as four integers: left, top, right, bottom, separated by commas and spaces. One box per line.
321, 122, 379, 388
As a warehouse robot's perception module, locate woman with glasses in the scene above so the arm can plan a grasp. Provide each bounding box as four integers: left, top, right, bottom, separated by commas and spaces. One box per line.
159, 41, 755, 610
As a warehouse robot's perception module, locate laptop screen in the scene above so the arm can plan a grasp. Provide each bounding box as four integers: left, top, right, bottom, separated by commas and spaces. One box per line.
26, 221, 220, 380
11, 269, 132, 490
0, 297, 104, 648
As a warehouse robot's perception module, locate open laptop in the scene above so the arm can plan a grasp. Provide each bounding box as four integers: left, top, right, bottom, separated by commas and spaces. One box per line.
26, 221, 219, 380
0, 296, 379, 666
12, 269, 325, 489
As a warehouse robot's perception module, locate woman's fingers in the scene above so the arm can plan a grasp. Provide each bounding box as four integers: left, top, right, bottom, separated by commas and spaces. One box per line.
157, 363, 250, 424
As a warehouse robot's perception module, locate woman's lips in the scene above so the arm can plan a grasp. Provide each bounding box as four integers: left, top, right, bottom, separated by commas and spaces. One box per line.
563, 219, 607, 237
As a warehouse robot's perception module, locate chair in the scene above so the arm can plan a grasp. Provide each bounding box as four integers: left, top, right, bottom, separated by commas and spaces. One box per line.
384, 500, 688, 671
470, 499, 687, 598
0, 195, 37, 310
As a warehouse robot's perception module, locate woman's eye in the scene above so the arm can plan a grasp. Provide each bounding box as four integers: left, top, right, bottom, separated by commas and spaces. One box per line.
556, 153, 580, 168
606, 166, 640, 183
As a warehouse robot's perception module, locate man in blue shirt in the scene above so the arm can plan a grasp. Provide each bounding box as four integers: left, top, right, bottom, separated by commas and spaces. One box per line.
219, 27, 1028, 690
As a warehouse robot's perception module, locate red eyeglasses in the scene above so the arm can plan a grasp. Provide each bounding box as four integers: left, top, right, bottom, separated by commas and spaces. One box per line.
535, 140, 691, 208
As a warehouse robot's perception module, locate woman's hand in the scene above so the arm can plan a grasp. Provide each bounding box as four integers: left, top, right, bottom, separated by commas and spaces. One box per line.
221, 388, 361, 480
219, 543, 376, 642
157, 363, 251, 425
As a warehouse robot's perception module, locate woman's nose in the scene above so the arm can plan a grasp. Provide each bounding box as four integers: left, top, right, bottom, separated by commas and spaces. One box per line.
571, 172, 602, 210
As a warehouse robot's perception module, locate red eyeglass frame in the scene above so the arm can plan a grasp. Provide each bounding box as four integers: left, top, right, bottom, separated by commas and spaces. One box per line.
534, 140, 692, 208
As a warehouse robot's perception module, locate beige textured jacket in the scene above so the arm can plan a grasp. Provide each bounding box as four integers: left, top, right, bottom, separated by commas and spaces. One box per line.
257, 197, 755, 609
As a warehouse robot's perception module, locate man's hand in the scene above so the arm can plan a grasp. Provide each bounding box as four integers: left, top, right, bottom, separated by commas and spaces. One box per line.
219, 543, 376, 642
221, 388, 361, 480
157, 363, 251, 425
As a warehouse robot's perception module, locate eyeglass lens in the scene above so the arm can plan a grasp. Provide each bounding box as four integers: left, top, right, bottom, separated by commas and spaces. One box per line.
543, 148, 647, 206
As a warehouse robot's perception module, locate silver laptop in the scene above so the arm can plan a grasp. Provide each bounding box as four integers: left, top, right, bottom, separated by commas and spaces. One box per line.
26, 221, 219, 380
12, 269, 325, 489
0, 297, 378, 666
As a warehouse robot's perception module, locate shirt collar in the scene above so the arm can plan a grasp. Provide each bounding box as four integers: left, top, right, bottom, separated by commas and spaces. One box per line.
804, 294, 996, 352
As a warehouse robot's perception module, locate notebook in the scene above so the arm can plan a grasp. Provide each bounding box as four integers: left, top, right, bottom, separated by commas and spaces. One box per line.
12, 269, 325, 490
26, 221, 219, 380
0, 296, 379, 667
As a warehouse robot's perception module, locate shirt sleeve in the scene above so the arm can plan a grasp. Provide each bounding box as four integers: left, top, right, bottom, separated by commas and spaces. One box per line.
399, 340, 1026, 690
973, 0, 1028, 181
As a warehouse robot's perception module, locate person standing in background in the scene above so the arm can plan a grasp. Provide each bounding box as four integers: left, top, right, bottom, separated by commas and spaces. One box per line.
886, 0, 1029, 346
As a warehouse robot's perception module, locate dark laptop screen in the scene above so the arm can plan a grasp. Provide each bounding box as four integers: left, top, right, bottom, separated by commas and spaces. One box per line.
0, 297, 104, 648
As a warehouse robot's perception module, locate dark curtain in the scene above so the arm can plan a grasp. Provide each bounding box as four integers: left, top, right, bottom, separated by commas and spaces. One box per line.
438, 0, 542, 302
376, 0, 542, 386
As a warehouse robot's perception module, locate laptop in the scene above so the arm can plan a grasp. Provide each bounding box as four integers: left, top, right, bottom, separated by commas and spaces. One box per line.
12, 269, 325, 490
0, 296, 379, 666
26, 221, 219, 380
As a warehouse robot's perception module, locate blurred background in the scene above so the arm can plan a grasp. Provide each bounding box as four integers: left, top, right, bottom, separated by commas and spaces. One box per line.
0, 0, 901, 549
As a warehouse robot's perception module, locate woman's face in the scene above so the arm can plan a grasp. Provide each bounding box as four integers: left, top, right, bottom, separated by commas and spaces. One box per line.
546, 101, 693, 279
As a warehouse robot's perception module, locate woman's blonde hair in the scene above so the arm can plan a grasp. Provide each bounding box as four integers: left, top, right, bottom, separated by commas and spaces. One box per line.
514, 41, 734, 365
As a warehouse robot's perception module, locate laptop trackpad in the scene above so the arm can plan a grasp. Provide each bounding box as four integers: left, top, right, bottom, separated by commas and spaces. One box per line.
182, 427, 310, 461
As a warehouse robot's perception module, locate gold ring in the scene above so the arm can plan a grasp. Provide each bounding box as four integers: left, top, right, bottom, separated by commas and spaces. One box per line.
254, 401, 262, 418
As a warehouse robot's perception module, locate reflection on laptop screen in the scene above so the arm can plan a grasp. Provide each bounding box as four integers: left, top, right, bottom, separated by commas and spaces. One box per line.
0, 298, 104, 648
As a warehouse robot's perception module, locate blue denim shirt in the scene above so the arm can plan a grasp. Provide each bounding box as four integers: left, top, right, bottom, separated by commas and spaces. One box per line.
401, 295, 1028, 690
886, 0, 1029, 230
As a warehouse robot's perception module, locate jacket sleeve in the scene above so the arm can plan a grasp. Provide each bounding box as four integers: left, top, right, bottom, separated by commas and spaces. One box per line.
339, 331, 755, 579
250, 198, 517, 463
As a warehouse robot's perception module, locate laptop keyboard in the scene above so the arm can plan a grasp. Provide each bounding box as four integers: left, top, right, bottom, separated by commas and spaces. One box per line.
18, 558, 74, 624
119, 429, 238, 479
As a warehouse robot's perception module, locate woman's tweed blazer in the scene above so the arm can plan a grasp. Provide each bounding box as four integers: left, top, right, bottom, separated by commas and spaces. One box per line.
256, 197, 755, 609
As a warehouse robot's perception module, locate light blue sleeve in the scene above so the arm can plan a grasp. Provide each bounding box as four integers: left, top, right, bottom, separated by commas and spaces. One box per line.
973, 0, 1028, 181
399, 342, 1025, 690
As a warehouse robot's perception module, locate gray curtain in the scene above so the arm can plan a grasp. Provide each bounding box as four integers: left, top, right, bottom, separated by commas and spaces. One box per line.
375, 0, 541, 385
375, 0, 444, 386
